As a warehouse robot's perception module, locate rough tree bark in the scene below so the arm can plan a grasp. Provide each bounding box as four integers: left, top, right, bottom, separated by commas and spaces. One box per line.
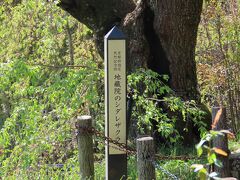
58, 0, 211, 144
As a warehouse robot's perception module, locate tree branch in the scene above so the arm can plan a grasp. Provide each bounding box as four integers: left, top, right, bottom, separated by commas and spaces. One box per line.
58, 0, 136, 57
29, 63, 99, 71
58, 0, 136, 31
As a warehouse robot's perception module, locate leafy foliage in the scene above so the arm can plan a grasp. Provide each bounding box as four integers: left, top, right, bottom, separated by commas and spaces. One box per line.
0, 0, 103, 177
0, 0, 239, 179
192, 130, 231, 180
128, 69, 207, 143
0, 0, 207, 176
196, 0, 240, 133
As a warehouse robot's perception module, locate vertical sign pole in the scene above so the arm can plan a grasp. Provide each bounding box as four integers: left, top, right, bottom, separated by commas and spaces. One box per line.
104, 26, 127, 180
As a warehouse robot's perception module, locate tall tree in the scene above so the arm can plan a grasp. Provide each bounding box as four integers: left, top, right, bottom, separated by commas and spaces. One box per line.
58, 0, 210, 143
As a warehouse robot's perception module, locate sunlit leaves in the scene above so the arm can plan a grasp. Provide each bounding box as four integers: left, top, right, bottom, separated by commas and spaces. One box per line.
193, 129, 233, 179
0, 0, 101, 177
128, 69, 207, 143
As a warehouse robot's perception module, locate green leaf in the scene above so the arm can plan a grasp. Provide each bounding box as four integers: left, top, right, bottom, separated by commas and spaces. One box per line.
214, 159, 223, 167
191, 164, 204, 172
196, 139, 206, 149
197, 146, 203, 157
198, 168, 208, 180
208, 153, 216, 164
209, 172, 218, 178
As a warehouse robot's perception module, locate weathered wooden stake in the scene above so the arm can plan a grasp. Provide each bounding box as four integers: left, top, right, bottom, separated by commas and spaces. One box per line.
212, 107, 230, 177
76, 115, 94, 179
137, 137, 156, 180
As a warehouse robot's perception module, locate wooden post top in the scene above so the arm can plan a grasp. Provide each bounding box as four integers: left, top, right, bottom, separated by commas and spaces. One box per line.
77, 115, 92, 120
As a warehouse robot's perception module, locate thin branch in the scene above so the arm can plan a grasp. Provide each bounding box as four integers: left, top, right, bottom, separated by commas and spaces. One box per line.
146, 98, 165, 102
28, 63, 99, 71
66, 18, 74, 65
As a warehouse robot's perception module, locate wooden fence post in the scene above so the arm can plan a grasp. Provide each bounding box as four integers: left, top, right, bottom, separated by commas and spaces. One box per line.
229, 153, 240, 179
76, 115, 94, 179
137, 136, 156, 180
212, 107, 230, 177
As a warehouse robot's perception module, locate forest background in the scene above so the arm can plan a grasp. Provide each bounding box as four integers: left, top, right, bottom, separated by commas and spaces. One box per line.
0, 0, 239, 179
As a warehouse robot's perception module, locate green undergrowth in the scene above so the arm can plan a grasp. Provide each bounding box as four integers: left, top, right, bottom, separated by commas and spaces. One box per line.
0, 60, 104, 177
2, 155, 201, 180
0, 62, 207, 178
229, 132, 240, 153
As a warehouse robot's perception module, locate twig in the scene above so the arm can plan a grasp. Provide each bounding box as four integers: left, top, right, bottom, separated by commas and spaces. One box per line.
146, 98, 165, 102
29, 63, 99, 71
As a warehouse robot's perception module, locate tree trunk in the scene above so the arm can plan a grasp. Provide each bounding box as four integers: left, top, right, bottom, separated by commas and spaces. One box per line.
66, 19, 74, 65
137, 137, 156, 180
152, 0, 211, 143
58, 0, 211, 143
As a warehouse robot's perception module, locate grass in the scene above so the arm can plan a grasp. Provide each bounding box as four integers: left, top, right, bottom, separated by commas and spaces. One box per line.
1, 144, 206, 179
3, 155, 201, 180
95, 155, 200, 180
229, 132, 240, 153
